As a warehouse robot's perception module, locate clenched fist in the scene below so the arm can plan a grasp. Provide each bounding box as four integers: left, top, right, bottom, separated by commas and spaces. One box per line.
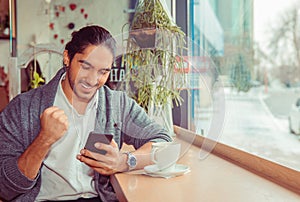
17, 106, 69, 179
39, 106, 69, 145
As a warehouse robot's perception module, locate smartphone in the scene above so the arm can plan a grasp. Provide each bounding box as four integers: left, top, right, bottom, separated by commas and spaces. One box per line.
84, 131, 113, 155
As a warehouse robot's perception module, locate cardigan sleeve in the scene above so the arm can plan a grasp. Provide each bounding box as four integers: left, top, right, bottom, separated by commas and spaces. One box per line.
0, 96, 41, 201
119, 91, 172, 149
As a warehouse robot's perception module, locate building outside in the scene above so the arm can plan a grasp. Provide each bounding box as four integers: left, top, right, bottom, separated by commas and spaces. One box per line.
212, 0, 254, 79
187, 0, 254, 133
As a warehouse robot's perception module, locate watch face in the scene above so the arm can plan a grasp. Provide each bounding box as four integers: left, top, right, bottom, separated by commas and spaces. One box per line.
130, 156, 136, 166
129, 153, 137, 167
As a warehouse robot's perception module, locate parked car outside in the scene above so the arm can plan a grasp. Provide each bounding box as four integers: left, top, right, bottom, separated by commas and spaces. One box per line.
289, 97, 300, 135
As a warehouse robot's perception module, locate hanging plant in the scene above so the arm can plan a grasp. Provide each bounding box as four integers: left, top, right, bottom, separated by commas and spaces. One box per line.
30, 71, 45, 89
122, 0, 187, 112
25, 59, 45, 90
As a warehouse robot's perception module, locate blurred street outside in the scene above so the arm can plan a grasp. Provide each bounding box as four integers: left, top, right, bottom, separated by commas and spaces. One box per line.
195, 84, 300, 171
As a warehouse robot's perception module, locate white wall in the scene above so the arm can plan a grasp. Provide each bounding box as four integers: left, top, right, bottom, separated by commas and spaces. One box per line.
17, 0, 50, 54
0, 0, 9, 72
1, 0, 130, 74
16, 0, 130, 55
12, 0, 131, 92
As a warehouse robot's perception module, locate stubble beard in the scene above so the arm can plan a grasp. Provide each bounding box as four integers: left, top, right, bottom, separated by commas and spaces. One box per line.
67, 69, 94, 104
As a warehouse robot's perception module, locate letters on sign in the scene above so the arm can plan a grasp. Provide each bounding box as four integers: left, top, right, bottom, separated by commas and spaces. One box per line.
109, 68, 125, 82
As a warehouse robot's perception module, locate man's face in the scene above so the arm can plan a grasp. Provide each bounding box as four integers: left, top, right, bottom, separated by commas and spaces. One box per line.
66, 45, 113, 103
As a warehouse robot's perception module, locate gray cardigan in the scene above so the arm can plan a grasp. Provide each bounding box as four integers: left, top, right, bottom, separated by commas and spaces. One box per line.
0, 68, 171, 202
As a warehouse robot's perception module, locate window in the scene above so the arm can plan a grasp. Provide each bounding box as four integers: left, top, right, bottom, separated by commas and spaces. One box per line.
178, 0, 300, 171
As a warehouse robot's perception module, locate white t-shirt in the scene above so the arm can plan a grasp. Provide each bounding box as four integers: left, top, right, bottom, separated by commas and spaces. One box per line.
35, 74, 98, 201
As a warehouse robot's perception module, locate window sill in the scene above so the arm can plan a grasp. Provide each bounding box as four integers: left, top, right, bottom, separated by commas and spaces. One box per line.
174, 125, 300, 195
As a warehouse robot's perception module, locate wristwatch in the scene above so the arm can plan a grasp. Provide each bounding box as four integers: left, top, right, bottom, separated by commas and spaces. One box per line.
124, 152, 137, 171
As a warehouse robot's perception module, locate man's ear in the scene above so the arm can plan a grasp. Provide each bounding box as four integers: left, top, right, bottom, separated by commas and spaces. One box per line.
63, 50, 70, 66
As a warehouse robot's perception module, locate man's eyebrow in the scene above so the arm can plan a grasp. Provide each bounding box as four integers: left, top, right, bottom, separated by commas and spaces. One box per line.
78, 59, 93, 67
78, 59, 112, 71
101, 68, 112, 72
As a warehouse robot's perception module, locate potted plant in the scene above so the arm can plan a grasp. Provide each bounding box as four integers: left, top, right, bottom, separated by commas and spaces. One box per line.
121, 0, 187, 134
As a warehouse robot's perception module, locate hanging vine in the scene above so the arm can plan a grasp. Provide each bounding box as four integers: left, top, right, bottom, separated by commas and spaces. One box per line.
123, 0, 187, 112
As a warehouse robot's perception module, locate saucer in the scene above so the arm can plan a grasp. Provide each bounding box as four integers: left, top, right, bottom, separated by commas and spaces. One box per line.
144, 164, 190, 177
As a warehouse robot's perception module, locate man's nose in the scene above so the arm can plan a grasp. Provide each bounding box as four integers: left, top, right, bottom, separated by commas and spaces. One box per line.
87, 70, 100, 85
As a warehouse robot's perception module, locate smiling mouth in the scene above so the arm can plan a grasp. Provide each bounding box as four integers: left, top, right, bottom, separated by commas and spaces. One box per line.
81, 83, 93, 89
80, 82, 97, 92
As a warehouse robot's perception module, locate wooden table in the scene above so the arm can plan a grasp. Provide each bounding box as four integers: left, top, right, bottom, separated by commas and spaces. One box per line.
111, 133, 300, 202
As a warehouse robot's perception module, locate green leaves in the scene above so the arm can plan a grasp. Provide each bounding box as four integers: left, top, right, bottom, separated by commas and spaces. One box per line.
31, 71, 45, 89
122, 0, 187, 112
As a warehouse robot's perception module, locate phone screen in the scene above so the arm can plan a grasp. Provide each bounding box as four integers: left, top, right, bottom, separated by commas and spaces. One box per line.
84, 131, 113, 155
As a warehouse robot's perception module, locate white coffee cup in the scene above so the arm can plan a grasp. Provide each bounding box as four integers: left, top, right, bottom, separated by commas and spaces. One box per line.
151, 141, 181, 172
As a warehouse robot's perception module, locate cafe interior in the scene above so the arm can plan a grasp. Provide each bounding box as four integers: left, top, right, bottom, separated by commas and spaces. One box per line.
0, 0, 299, 201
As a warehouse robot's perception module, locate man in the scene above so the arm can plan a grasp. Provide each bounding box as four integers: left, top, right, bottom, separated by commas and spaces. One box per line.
0, 25, 171, 201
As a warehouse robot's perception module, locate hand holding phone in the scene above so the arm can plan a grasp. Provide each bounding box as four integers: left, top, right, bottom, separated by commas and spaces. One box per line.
84, 131, 113, 155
